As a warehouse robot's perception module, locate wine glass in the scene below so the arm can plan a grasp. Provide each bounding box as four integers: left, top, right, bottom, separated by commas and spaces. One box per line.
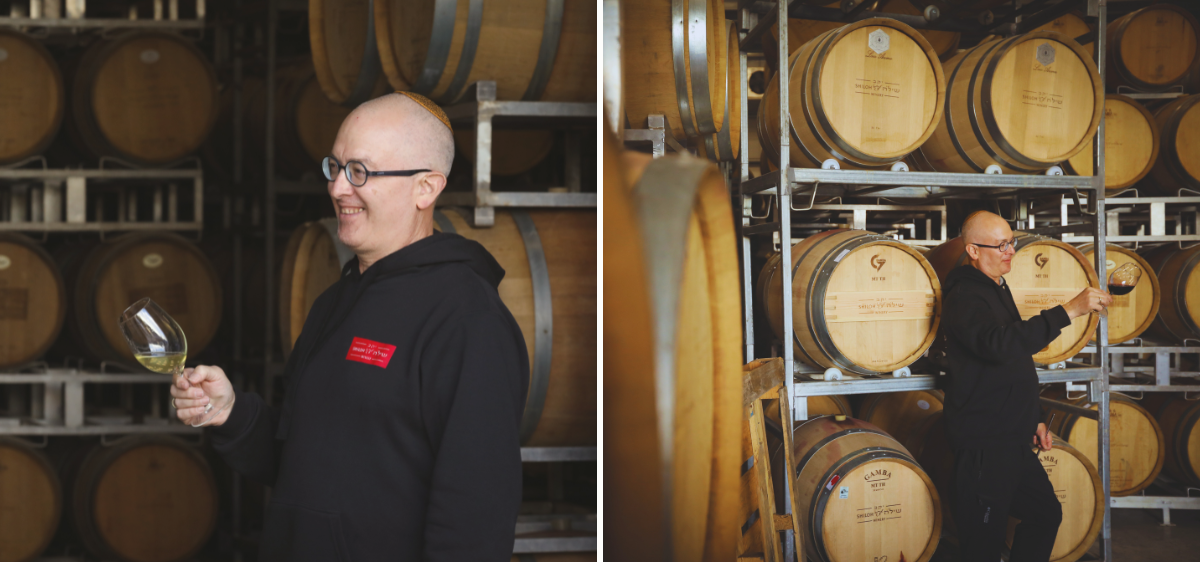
1100, 262, 1142, 318
119, 298, 215, 426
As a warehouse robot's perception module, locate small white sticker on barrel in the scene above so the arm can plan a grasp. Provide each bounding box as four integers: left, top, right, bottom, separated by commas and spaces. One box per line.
839, 486, 850, 499
0, 255, 10, 270
917, 399, 930, 410
143, 253, 163, 269
140, 49, 160, 64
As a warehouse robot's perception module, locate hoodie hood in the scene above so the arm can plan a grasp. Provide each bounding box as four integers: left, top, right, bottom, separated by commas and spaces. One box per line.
942, 263, 1000, 297
352, 231, 506, 288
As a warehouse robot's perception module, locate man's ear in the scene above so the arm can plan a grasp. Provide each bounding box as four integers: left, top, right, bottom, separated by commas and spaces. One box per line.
414, 172, 448, 210
964, 243, 979, 262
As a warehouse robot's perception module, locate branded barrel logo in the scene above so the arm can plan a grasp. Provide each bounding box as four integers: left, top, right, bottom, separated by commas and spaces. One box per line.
864, 468, 892, 482
1036, 253, 1050, 269
871, 255, 887, 271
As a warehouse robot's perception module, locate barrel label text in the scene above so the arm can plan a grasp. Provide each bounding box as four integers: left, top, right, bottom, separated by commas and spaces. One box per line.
1010, 288, 1079, 319
1022, 90, 1063, 110
865, 467, 891, 492
856, 504, 903, 523
854, 78, 901, 99
825, 290, 934, 323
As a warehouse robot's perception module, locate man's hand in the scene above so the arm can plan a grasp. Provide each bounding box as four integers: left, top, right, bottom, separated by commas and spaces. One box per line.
170, 365, 235, 427
1034, 422, 1052, 452
1063, 287, 1112, 319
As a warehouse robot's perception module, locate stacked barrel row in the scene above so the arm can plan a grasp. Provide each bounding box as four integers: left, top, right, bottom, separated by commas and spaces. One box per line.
0, 231, 223, 369
307, 0, 597, 176
0, 434, 218, 562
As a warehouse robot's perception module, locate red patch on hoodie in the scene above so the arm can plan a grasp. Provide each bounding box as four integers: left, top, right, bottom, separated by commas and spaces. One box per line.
346, 337, 396, 368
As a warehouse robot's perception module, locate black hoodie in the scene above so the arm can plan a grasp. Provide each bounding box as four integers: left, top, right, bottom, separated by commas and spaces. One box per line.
209, 232, 529, 562
938, 264, 1072, 450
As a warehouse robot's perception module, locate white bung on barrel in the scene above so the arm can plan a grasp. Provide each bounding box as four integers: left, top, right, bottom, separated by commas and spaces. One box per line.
0, 30, 63, 165
1076, 244, 1159, 344
72, 32, 217, 164
1106, 4, 1200, 92
924, 233, 1099, 365
759, 18, 945, 169
1064, 95, 1159, 194
792, 415, 941, 562
761, 229, 942, 375
919, 31, 1102, 174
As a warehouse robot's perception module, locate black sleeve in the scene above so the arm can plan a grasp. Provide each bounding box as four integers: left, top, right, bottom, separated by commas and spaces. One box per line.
945, 292, 1073, 363
208, 389, 283, 487
420, 312, 526, 562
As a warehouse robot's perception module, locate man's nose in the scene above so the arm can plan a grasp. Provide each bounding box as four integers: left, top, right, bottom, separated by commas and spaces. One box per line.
328, 170, 354, 196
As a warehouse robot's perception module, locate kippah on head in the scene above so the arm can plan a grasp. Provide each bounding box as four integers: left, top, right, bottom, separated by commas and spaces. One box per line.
395, 91, 452, 132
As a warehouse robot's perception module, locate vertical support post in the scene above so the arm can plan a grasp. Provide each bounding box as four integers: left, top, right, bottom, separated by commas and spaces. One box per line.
1090, 0, 1111, 559
263, 0, 278, 407
43, 381, 62, 425
1156, 351, 1171, 386
10, 185, 27, 223
474, 82, 497, 227
739, 9, 754, 364
776, 2, 797, 561
42, 181, 62, 223
66, 177, 85, 223
153, 186, 164, 222
64, 380, 84, 428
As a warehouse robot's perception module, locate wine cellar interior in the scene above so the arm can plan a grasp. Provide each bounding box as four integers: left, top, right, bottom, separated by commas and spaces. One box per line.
606, 0, 1200, 561
0, 1, 597, 561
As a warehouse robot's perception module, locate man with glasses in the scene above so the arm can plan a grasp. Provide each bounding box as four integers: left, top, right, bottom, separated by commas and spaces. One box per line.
169, 92, 529, 562
938, 210, 1110, 562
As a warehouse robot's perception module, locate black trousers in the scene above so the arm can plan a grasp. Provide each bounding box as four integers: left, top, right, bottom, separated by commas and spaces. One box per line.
952, 442, 1063, 562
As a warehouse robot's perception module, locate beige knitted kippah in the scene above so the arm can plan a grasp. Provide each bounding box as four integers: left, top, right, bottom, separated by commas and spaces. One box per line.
395, 91, 452, 132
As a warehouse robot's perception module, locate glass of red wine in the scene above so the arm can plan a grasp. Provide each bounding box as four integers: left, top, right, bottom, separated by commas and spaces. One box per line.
1101, 262, 1142, 318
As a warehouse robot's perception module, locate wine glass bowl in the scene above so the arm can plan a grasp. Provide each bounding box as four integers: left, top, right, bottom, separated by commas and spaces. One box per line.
119, 298, 187, 375
1108, 262, 1142, 296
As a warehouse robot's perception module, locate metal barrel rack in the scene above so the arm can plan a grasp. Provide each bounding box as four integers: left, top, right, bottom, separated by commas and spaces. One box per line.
731, 0, 1115, 559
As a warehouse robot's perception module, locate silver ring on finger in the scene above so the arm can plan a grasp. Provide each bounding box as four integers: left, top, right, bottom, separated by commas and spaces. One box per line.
205, 403, 213, 414
171, 397, 178, 409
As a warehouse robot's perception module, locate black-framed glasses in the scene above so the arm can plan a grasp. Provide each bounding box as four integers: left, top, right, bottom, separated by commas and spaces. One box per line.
971, 239, 1018, 252
322, 156, 431, 187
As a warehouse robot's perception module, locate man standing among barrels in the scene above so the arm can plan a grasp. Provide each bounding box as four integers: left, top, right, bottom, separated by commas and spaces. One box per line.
938, 211, 1110, 561
168, 92, 530, 562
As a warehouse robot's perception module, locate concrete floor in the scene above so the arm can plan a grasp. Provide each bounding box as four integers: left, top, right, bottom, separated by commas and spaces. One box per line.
1085, 505, 1200, 561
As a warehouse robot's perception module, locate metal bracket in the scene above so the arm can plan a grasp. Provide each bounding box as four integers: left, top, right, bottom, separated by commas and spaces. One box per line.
789, 181, 821, 212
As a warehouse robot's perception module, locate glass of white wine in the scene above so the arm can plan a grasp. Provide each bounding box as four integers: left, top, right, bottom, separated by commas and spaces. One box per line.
119, 298, 215, 425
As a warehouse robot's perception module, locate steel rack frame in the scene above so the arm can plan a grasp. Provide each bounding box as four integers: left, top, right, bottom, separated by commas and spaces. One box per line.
437, 81, 597, 227
0, 0, 206, 32
734, 0, 1114, 559
0, 368, 200, 436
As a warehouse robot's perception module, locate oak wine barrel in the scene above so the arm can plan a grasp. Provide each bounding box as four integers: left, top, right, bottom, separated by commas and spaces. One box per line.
0, 30, 64, 165
374, 0, 595, 103
71, 32, 218, 164
601, 125, 662, 562
1153, 395, 1200, 487
278, 219, 348, 358
761, 229, 942, 376
858, 390, 944, 446
1147, 94, 1200, 195
621, 0, 731, 141
437, 209, 596, 448
1044, 391, 1165, 497
695, 21, 743, 163
1064, 95, 1160, 195
1139, 243, 1200, 343
0, 437, 60, 562
309, 0, 383, 106
1106, 4, 1200, 92
760, 18, 946, 170
919, 30, 1102, 174
924, 233, 1100, 365
0, 233, 66, 368
1075, 244, 1160, 344
1004, 435, 1105, 562
72, 436, 217, 562
61, 232, 222, 364
792, 415, 941, 562
618, 152, 741, 562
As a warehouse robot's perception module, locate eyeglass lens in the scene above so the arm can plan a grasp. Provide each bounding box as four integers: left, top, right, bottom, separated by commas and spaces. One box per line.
321, 157, 370, 187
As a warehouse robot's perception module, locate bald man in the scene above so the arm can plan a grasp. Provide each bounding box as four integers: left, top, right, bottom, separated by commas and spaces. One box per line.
170, 93, 529, 562
938, 211, 1109, 562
